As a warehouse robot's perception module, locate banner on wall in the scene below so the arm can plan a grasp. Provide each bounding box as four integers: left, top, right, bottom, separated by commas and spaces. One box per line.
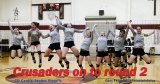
35, 3, 68, 20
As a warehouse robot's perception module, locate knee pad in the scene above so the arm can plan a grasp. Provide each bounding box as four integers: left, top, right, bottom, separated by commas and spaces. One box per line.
19, 55, 23, 58
10, 56, 15, 59
38, 51, 41, 55
59, 61, 62, 64
76, 55, 79, 58
49, 55, 54, 58
89, 64, 93, 67
128, 55, 131, 58
96, 64, 100, 68
31, 52, 34, 56
39, 59, 42, 63
108, 63, 111, 66
62, 57, 66, 60
124, 59, 127, 62
121, 52, 126, 56
128, 62, 132, 65
32, 56, 35, 60
65, 61, 69, 64
115, 65, 119, 67
77, 60, 79, 63
78, 64, 82, 67
146, 61, 151, 64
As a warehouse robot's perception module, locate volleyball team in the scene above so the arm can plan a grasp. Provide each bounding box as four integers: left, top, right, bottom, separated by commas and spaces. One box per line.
8, 15, 154, 78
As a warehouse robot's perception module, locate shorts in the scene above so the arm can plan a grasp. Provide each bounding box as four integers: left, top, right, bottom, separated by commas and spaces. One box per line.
97, 51, 108, 57
80, 49, 90, 56
31, 41, 40, 46
48, 43, 61, 50
64, 41, 75, 48
132, 48, 145, 56
108, 47, 115, 53
10, 45, 21, 50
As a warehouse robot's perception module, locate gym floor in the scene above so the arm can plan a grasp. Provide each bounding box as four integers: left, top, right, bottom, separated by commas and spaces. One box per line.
0, 52, 160, 84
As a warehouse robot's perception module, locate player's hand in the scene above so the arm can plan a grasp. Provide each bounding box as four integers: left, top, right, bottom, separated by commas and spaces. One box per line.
85, 27, 90, 30
94, 24, 98, 27
127, 21, 132, 28
55, 15, 58, 19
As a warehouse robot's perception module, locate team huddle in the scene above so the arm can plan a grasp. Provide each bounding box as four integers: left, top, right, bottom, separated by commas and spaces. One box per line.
8, 15, 154, 78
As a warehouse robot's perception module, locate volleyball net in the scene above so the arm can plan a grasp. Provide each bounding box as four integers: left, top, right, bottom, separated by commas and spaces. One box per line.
0, 20, 160, 55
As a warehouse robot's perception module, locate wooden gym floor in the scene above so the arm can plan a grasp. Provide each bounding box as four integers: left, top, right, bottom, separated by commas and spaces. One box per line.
0, 52, 160, 84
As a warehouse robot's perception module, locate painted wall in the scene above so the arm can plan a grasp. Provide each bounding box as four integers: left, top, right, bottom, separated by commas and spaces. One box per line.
0, 0, 160, 54
130, 0, 160, 21
0, 0, 31, 22
0, 0, 160, 24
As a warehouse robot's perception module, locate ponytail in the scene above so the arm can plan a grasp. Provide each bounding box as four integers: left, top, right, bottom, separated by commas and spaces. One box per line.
32, 22, 40, 28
